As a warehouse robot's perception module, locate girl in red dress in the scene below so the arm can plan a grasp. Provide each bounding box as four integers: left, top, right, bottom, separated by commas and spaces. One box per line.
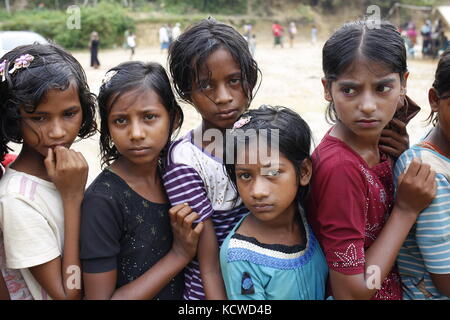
306, 21, 437, 300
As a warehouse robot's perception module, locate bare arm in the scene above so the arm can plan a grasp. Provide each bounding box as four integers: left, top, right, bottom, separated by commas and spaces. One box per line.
198, 218, 227, 300
83, 204, 203, 300
331, 159, 436, 300
429, 273, 450, 297
29, 147, 87, 300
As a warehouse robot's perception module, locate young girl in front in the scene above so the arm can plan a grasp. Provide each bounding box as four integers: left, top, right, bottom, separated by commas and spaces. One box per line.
162, 18, 259, 300
394, 48, 450, 299
80, 61, 203, 300
220, 105, 328, 299
305, 21, 437, 300
0, 43, 97, 300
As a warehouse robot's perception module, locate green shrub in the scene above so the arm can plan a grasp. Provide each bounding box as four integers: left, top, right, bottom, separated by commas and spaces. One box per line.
0, 3, 134, 49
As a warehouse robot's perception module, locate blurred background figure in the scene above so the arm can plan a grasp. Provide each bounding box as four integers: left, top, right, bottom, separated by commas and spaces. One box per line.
127, 31, 136, 60
272, 21, 284, 48
311, 25, 317, 44
159, 24, 169, 53
406, 22, 417, 58
89, 31, 100, 69
249, 34, 256, 56
243, 22, 252, 41
421, 19, 432, 58
288, 21, 297, 48
123, 29, 130, 50
172, 22, 181, 41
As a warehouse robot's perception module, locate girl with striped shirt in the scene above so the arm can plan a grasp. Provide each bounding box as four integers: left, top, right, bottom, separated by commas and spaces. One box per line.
163, 18, 260, 300
394, 48, 450, 299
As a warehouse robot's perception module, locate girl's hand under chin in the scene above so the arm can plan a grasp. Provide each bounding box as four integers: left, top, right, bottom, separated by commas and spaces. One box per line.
44, 146, 88, 201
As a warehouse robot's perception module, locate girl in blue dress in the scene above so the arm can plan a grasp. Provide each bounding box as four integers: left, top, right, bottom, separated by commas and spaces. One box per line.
220, 105, 328, 299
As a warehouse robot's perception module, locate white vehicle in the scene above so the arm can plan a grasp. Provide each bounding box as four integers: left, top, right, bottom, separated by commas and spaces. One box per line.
0, 31, 49, 57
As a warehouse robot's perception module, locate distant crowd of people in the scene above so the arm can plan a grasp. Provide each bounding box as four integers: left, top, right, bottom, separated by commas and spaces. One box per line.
399, 18, 449, 59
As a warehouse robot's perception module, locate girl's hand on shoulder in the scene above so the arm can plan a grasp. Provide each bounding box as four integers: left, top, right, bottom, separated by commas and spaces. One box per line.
44, 146, 88, 201
379, 119, 409, 160
395, 158, 436, 219
168, 203, 204, 263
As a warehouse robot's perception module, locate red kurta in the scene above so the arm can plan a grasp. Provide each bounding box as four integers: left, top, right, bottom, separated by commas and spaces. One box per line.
306, 131, 402, 300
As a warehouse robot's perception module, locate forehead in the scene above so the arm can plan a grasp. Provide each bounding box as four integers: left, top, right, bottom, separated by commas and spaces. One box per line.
234, 138, 283, 166
337, 58, 400, 82
196, 47, 241, 76
109, 88, 166, 113
31, 82, 80, 112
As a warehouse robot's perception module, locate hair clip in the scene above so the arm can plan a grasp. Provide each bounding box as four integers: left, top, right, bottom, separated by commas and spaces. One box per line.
102, 70, 118, 86
0, 60, 7, 82
230, 116, 251, 134
8, 54, 34, 75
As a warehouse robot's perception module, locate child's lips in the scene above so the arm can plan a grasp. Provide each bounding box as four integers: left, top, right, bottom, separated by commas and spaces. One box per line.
251, 203, 274, 213
217, 109, 239, 120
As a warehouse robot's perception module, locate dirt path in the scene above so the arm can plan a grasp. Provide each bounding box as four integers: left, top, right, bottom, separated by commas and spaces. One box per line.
9, 40, 438, 185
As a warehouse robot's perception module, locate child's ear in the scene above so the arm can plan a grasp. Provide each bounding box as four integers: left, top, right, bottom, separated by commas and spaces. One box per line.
428, 87, 440, 113
401, 71, 409, 93
321, 78, 332, 102
299, 158, 312, 187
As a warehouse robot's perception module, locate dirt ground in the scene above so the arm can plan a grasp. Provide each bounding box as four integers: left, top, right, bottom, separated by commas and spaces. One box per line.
9, 39, 438, 185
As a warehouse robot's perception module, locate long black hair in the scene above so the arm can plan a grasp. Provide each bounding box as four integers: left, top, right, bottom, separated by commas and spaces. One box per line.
168, 17, 260, 107
97, 61, 183, 167
322, 20, 407, 123
0, 43, 97, 162
224, 105, 312, 203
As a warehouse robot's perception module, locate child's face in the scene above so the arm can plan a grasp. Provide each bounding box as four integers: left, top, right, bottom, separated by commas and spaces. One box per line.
235, 145, 311, 224
190, 47, 248, 130
108, 89, 171, 166
322, 59, 407, 140
19, 83, 83, 157
430, 88, 450, 142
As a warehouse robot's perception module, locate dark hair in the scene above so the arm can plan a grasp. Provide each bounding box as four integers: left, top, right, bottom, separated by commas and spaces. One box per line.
427, 48, 450, 125
168, 17, 260, 106
97, 61, 183, 167
0, 43, 97, 162
322, 20, 407, 123
224, 105, 312, 203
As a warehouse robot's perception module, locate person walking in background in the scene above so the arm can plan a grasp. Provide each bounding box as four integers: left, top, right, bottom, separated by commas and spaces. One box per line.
172, 23, 181, 41
159, 25, 170, 54
421, 20, 432, 58
249, 34, 257, 57
406, 22, 417, 58
272, 21, 284, 48
127, 31, 136, 60
311, 25, 317, 45
288, 22, 297, 48
123, 29, 130, 50
89, 31, 100, 69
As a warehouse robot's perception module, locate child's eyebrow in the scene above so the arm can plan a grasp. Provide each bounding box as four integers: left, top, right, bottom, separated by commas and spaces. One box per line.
375, 78, 397, 85
33, 106, 80, 115
337, 77, 397, 87
228, 72, 242, 78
